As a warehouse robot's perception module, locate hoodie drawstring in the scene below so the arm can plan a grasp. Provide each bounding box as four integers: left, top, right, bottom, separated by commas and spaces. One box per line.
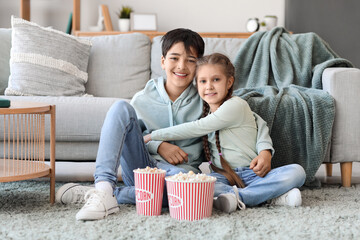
168, 102, 174, 127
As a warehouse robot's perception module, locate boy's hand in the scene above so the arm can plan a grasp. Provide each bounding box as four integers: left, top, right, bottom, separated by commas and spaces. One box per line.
249, 150, 272, 177
158, 142, 188, 165
143, 134, 152, 144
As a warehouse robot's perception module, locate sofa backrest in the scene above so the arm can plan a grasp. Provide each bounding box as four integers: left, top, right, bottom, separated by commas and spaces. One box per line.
0, 30, 152, 99
150, 36, 248, 79
0, 30, 248, 99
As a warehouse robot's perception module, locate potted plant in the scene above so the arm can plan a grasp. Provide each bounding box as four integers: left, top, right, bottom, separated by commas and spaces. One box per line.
116, 5, 133, 32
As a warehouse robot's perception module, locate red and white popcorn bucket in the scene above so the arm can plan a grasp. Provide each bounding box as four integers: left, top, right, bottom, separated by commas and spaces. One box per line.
133, 168, 166, 216
166, 176, 216, 221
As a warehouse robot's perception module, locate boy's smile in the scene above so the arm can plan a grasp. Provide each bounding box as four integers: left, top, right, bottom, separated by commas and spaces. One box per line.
161, 42, 198, 101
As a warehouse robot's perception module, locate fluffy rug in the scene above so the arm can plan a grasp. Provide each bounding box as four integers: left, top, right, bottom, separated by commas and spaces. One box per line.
1, 180, 360, 240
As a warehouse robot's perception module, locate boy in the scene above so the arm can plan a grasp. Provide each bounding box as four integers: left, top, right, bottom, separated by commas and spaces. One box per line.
56, 29, 274, 221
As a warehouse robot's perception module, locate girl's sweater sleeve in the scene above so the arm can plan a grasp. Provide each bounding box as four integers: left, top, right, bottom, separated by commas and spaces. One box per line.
151, 97, 246, 141
253, 112, 275, 156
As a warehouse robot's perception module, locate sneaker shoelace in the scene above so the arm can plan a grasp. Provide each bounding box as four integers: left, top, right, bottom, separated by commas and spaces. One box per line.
83, 189, 110, 217
72, 187, 89, 203
232, 186, 246, 210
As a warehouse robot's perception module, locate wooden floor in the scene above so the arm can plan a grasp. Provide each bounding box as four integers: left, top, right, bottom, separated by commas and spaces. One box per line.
316, 162, 360, 185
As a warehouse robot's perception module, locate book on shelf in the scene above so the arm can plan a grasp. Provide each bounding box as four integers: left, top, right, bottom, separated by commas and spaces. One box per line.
0, 98, 10, 108
66, 12, 73, 34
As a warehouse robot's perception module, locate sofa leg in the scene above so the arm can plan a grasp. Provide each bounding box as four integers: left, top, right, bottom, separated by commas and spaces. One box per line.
325, 163, 333, 177
340, 162, 352, 187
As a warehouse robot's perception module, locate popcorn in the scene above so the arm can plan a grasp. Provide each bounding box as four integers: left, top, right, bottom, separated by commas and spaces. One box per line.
133, 166, 166, 174
166, 171, 216, 182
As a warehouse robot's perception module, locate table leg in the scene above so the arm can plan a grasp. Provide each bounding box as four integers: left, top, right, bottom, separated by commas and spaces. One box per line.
50, 105, 56, 204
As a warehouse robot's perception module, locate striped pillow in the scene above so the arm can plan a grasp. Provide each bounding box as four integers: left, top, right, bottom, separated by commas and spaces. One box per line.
5, 16, 92, 96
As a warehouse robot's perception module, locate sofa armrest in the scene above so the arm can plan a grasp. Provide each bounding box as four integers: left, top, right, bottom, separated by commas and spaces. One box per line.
322, 67, 360, 163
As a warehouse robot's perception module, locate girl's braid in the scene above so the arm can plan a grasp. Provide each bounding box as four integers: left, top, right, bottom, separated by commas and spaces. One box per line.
201, 101, 245, 188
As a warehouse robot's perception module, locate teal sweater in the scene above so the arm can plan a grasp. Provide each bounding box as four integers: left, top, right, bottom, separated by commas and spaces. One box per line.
151, 96, 258, 168
130, 77, 204, 173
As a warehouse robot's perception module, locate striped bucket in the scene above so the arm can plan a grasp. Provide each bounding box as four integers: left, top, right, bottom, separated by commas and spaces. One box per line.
133, 169, 166, 216
165, 178, 216, 221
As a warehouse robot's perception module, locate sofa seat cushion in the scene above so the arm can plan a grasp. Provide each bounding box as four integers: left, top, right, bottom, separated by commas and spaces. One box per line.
0, 96, 125, 142
84, 33, 151, 99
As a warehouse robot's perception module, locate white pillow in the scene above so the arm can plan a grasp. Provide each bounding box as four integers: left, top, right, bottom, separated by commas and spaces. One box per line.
5, 16, 92, 96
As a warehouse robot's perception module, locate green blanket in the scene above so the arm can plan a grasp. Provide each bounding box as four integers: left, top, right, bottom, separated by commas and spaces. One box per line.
233, 27, 353, 186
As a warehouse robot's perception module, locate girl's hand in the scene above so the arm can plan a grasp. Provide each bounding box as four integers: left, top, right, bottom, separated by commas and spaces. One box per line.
249, 149, 272, 177
143, 134, 152, 144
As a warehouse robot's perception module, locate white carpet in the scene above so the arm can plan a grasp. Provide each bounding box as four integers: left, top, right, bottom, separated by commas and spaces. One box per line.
1, 180, 360, 240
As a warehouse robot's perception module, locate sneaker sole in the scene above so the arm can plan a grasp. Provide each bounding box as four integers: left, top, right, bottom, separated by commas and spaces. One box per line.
76, 206, 120, 221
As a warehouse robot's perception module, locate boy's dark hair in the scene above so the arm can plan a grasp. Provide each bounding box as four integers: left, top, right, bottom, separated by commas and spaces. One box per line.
161, 28, 205, 58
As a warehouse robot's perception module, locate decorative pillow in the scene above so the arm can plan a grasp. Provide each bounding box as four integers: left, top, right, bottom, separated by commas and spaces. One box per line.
85, 33, 151, 99
5, 16, 92, 96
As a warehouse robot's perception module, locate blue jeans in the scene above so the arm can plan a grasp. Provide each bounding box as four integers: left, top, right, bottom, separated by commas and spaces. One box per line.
210, 164, 306, 207
94, 100, 185, 206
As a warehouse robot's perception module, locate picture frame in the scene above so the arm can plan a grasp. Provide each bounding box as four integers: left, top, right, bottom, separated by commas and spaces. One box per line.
130, 13, 157, 31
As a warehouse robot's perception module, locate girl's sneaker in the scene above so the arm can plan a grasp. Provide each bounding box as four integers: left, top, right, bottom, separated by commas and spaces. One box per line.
271, 188, 302, 207
213, 186, 246, 213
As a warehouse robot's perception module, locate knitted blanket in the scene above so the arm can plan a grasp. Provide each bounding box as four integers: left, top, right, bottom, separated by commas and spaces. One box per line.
233, 27, 353, 186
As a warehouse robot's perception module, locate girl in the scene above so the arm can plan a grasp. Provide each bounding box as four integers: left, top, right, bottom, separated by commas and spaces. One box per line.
144, 53, 306, 213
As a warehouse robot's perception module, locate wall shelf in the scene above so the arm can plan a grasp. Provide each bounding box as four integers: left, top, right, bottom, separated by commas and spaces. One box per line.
20, 0, 256, 39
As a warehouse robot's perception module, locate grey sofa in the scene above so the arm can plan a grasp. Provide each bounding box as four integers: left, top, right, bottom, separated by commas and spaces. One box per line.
0, 28, 359, 186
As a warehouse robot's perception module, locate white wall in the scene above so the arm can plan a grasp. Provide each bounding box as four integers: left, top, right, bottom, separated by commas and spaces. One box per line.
0, 0, 285, 32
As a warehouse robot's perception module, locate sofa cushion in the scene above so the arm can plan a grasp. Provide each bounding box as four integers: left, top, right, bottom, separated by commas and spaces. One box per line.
85, 33, 151, 99
0, 95, 124, 142
5, 16, 92, 96
0, 28, 11, 95
150, 36, 248, 79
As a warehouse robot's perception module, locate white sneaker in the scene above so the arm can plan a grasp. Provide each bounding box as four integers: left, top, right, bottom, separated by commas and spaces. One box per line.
271, 188, 302, 207
213, 186, 246, 213
76, 189, 119, 221
56, 183, 94, 204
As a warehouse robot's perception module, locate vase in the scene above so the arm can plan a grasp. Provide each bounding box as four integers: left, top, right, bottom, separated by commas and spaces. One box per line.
264, 16, 278, 30
118, 19, 130, 32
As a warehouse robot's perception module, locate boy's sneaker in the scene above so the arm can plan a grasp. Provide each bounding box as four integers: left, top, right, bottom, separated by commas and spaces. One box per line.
56, 183, 94, 204
213, 186, 246, 213
271, 188, 302, 207
76, 189, 119, 221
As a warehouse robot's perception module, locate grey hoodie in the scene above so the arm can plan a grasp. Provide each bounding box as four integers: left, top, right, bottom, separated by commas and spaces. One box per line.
130, 77, 204, 173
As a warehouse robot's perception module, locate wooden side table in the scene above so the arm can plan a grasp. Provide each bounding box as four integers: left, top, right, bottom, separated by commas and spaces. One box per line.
0, 102, 56, 204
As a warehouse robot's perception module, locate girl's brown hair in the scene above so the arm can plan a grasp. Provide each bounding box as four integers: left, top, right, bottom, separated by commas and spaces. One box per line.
197, 53, 246, 188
